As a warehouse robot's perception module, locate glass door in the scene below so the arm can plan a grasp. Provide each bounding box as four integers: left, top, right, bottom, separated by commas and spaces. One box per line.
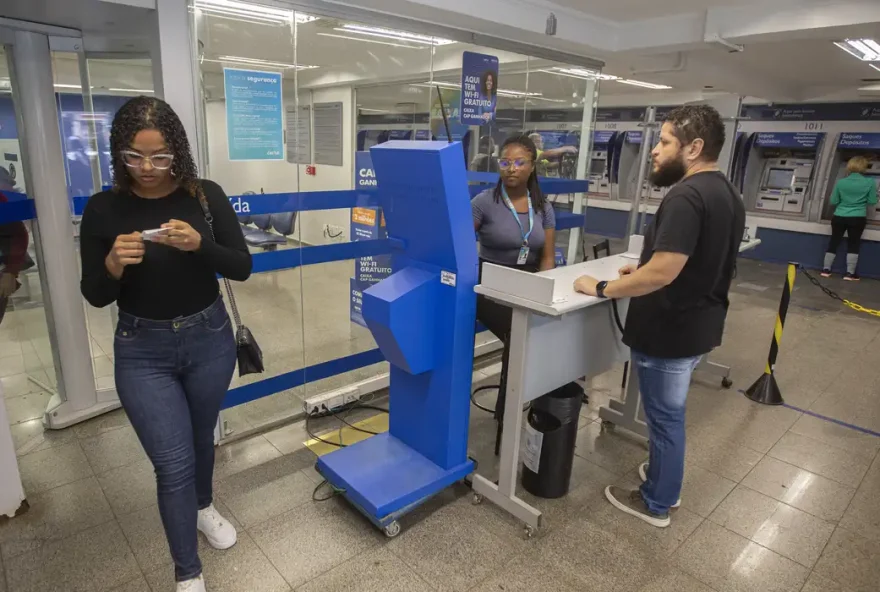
72, 53, 155, 396
0, 23, 129, 431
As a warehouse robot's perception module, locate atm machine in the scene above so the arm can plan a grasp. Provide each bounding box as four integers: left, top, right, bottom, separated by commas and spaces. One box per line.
614, 130, 644, 202
588, 130, 615, 196
640, 130, 667, 203
740, 132, 824, 216
823, 133, 880, 225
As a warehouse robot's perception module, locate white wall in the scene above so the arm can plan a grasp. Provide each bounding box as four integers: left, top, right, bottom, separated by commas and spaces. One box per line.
204, 85, 356, 246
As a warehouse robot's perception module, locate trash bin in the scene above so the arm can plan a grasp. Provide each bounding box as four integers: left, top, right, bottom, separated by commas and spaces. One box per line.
521, 382, 583, 499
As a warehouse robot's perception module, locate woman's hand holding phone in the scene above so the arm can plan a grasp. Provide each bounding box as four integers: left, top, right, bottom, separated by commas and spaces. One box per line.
154, 220, 202, 252
106, 232, 145, 279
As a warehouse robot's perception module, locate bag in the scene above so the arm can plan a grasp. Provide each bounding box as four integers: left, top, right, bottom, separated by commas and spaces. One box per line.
198, 194, 264, 377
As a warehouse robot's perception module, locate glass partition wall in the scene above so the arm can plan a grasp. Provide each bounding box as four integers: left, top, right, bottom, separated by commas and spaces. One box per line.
190, 1, 602, 435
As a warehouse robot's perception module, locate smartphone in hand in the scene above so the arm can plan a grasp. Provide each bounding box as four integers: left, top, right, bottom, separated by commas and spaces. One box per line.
141, 228, 171, 242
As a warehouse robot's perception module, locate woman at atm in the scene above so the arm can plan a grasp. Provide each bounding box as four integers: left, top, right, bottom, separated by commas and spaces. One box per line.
472, 134, 556, 436
821, 156, 879, 281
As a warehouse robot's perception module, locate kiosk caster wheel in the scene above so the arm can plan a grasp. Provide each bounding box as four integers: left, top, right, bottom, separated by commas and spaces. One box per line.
383, 521, 401, 538
472, 493, 484, 505
721, 377, 733, 389
524, 525, 536, 539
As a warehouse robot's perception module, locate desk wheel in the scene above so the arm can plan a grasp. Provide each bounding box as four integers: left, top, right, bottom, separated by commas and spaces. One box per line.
523, 525, 536, 539
472, 493, 484, 505
721, 377, 733, 389
383, 521, 401, 538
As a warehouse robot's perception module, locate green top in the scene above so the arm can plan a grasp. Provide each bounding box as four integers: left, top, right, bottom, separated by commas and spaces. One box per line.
831, 173, 879, 218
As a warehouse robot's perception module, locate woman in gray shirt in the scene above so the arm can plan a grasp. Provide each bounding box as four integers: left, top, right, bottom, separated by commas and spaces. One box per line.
472, 136, 556, 269
472, 134, 556, 445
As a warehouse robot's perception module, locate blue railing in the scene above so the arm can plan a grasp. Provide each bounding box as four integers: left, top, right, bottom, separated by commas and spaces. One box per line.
1, 175, 589, 409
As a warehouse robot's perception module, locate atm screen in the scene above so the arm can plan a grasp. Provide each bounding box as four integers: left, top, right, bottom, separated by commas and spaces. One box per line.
590, 158, 605, 175
766, 168, 794, 190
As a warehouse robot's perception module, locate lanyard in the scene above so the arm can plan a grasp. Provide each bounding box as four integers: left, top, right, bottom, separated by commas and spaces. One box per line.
500, 186, 534, 246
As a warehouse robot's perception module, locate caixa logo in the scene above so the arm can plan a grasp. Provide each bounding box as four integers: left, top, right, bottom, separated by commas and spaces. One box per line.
266, 150, 281, 157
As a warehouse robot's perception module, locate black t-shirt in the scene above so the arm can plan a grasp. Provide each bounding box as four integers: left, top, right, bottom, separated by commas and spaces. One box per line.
79, 180, 252, 320
623, 170, 746, 358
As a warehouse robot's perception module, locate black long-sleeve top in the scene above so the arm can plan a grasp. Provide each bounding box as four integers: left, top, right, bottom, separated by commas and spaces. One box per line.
80, 180, 252, 320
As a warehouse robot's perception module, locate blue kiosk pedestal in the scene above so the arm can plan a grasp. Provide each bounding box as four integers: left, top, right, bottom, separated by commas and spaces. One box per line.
316, 141, 478, 537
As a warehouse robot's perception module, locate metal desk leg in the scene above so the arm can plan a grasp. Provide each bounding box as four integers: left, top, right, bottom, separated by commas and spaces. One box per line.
598, 355, 649, 439
696, 357, 733, 388
472, 308, 543, 535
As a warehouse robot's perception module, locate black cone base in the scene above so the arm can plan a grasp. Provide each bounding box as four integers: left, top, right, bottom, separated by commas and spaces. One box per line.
745, 373, 784, 406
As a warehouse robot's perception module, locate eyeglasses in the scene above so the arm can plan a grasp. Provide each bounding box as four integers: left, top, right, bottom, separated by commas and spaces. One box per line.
121, 150, 175, 170
498, 158, 532, 170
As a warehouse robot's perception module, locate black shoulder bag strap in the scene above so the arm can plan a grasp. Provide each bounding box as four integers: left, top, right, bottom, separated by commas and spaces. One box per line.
198, 192, 265, 377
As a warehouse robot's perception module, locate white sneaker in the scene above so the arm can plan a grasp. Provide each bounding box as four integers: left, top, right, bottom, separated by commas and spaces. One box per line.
638, 462, 682, 509
197, 504, 237, 550
177, 575, 206, 592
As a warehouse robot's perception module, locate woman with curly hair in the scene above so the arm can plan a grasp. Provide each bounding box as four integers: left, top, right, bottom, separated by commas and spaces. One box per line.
79, 96, 251, 592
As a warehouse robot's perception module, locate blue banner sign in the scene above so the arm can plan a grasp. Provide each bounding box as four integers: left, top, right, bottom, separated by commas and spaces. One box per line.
593, 130, 615, 144
754, 132, 822, 149
626, 131, 643, 144
741, 103, 880, 122
223, 68, 284, 161
415, 130, 432, 141
460, 51, 499, 125
351, 152, 391, 327
596, 108, 647, 122
838, 133, 880, 150
387, 130, 413, 140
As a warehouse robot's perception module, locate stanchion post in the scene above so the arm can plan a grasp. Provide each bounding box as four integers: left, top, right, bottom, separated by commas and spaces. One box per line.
745, 262, 798, 405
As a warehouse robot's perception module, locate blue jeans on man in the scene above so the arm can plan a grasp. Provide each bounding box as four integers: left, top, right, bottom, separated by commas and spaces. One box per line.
634, 351, 702, 514
606, 350, 702, 527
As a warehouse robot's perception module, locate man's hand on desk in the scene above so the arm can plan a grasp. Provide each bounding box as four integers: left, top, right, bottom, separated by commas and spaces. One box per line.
573, 275, 599, 297
574, 265, 636, 297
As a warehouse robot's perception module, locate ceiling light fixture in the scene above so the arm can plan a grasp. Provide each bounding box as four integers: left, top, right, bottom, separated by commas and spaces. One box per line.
206, 56, 319, 70
316, 32, 421, 49
540, 68, 672, 90
414, 81, 555, 101
338, 24, 454, 46
617, 79, 673, 90
107, 88, 155, 94
54, 83, 84, 89
539, 67, 618, 81
835, 39, 880, 61
193, 0, 317, 26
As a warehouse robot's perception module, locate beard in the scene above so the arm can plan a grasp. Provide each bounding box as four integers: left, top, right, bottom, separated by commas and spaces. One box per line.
649, 155, 687, 188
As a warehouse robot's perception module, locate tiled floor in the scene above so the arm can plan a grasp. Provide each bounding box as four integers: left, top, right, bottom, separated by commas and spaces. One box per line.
2, 257, 880, 591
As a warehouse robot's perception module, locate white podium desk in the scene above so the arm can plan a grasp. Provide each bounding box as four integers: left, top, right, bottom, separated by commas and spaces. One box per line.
472, 256, 633, 534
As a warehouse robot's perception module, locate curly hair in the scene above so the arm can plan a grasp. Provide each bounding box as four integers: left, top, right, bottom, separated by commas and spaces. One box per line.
664, 104, 726, 162
493, 134, 546, 212
109, 96, 204, 201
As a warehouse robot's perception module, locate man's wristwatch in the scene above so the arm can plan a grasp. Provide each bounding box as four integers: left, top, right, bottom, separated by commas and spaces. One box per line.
596, 280, 609, 299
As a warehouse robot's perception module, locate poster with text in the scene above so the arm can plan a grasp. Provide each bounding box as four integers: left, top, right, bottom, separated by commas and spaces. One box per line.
350, 152, 391, 327
460, 51, 499, 125
223, 68, 284, 161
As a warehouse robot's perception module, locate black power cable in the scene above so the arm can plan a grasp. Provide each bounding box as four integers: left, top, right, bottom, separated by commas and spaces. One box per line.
470, 384, 498, 414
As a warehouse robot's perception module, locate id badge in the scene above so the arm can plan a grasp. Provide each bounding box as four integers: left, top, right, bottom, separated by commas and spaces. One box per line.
517, 245, 530, 265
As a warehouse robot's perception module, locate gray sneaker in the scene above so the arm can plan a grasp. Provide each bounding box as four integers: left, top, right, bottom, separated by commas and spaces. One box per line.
638, 462, 682, 509
605, 486, 670, 528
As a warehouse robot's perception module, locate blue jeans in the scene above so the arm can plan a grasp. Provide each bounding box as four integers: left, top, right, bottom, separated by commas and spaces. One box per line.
114, 296, 237, 582
633, 350, 702, 515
